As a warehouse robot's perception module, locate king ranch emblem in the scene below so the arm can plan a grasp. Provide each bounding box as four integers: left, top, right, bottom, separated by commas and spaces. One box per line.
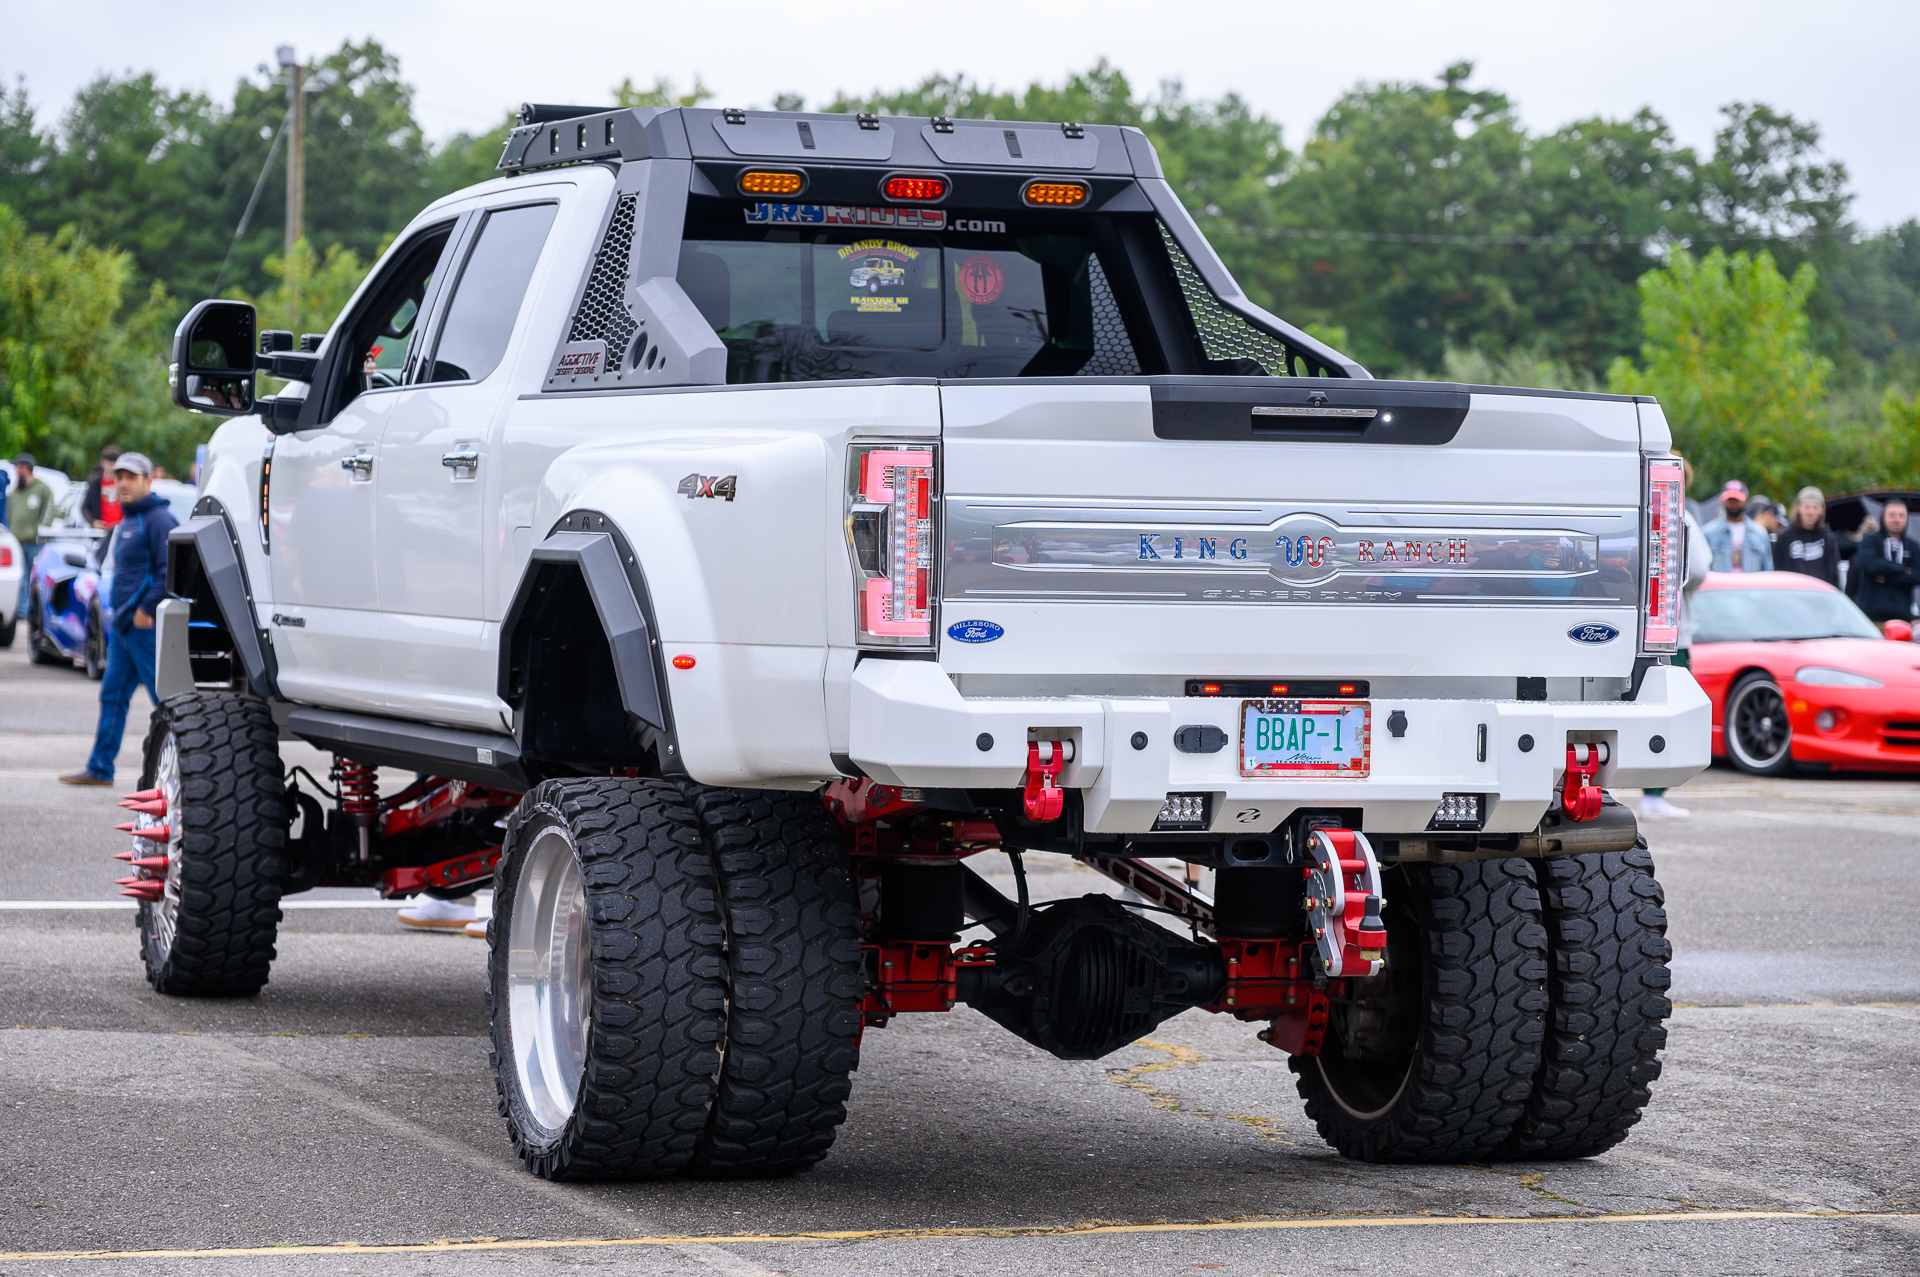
989, 511, 1604, 594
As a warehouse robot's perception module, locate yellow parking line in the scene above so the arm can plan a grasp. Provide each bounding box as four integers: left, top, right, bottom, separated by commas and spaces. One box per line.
2, 1210, 1911, 1261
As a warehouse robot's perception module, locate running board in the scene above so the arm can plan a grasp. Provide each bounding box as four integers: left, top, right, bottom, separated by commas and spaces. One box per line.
285, 708, 528, 791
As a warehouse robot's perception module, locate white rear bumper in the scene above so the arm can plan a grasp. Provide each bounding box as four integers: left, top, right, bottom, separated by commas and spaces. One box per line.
848, 661, 1710, 834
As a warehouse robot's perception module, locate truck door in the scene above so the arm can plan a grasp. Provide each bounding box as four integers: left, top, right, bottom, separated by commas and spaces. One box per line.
267, 222, 457, 711
375, 200, 559, 730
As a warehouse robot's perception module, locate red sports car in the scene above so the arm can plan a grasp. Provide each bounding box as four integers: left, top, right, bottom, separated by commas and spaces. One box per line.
1690, 571, 1920, 775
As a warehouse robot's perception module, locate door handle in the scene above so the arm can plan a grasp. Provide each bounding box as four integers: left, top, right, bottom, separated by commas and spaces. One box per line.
341, 453, 374, 477
441, 449, 480, 476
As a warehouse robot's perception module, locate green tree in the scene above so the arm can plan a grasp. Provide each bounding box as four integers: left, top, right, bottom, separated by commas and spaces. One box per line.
1607, 248, 1829, 494
0, 203, 193, 473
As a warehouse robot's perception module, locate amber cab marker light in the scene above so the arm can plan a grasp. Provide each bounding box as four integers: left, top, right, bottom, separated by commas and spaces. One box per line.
738, 170, 806, 197
883, 175, 948, 202
671, 655, 696, 670
1022, 180, 1090, 208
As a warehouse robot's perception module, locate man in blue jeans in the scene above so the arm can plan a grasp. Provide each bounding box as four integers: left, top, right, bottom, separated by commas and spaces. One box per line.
60, 453, 179, 787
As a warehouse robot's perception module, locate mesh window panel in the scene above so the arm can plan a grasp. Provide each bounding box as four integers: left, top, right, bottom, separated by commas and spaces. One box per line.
1078, 255, 1141, 377
1157, 222, 1298, 375
566, 194, 638, 356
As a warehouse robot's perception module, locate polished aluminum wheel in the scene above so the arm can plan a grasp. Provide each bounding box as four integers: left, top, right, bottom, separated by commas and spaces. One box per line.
507, 825, 592, 1134
151, 736, 185, 958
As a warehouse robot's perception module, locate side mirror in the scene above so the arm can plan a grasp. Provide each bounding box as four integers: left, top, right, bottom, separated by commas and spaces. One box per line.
171, 300, 256, 417
1885, 619, 1914, 642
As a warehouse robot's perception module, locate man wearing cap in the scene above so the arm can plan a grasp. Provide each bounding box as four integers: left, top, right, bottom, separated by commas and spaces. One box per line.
8, 454, 57, 619
60, 454, 179, 786
1702, 480, 1773, 573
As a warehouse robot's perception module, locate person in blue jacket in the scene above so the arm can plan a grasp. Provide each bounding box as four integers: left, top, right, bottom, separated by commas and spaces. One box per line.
60, 454, 179, 786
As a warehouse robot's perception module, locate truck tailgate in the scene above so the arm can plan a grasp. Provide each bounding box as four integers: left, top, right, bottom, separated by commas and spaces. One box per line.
937, 380, 1646, 691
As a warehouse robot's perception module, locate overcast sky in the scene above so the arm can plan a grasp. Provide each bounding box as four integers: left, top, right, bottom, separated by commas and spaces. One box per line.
7, 0, 1917, 227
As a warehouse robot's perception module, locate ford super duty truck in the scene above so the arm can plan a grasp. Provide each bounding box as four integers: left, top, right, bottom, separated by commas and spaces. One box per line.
133, 103, 1706, 1180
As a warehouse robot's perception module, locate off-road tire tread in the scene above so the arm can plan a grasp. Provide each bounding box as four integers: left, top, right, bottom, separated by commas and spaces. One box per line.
1292, 859, 1548, 1162
138, 692, 287, 996
1502, 848, 1671, 1159
488, 778, 727, 1181
683, 787, 864, 1178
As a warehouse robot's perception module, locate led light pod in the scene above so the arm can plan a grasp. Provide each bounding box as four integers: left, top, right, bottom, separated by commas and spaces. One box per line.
847, 444, 939, 647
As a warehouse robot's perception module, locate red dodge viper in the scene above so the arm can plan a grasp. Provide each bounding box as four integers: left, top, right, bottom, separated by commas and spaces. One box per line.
1690, 572, 1920, 775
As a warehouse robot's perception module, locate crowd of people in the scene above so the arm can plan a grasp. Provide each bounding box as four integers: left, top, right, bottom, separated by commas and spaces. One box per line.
1693, 479, 1917, 624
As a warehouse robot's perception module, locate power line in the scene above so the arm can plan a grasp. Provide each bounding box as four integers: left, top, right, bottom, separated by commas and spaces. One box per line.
1204, 221, 1849, 248
209, 111, 290, 296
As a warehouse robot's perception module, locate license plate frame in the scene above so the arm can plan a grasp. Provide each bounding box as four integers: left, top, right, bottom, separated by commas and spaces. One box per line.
1239, 699, 1371, 778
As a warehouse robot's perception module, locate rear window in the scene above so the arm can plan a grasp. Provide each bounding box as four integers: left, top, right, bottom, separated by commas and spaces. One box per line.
676, 203, 1141, 383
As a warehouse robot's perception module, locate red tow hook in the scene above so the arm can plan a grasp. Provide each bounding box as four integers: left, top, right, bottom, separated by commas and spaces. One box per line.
1022, 740, 1071, 822
1560, 742, 1608, 822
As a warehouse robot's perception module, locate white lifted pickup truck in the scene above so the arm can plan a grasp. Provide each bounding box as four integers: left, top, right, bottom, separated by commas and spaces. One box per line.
137, 103, 1706, 1181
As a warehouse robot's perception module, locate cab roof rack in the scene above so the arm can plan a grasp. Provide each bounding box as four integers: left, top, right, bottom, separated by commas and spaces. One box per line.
496, 106, 1151, 179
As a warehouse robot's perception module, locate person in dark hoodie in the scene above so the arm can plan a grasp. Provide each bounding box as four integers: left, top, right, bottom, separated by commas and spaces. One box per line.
1855, 498, 1919, 627
60, 453, 179, 786
1777, 486, 1840, 587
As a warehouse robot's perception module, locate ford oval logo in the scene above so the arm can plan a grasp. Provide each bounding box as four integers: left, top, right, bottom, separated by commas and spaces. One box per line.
947, 619, 1004, 644
1568, 622, 1621, 645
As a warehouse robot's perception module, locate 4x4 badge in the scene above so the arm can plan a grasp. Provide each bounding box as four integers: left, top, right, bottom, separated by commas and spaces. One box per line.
678, 473, 737, 502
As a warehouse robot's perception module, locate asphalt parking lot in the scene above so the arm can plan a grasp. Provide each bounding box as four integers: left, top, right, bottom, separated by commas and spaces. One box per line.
2, 643, 1917, 1275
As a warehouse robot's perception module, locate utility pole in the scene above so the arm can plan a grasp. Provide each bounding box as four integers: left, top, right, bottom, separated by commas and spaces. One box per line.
277, 44, 305, 317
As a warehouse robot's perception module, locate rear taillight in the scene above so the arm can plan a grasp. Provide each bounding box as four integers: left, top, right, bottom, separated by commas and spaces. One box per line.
1642, 456, 1684, 653
0, 546, 11, 567
847, 444, 938, 647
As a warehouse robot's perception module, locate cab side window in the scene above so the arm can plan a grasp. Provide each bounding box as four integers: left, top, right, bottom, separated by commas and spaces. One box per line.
423, 203, 559, 384
321, 223, 455, 421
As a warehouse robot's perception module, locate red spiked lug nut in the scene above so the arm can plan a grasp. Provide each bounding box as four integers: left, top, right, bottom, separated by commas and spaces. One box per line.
131, 856, 170, 873
118, 788, 163, 807
113, 850, 134, 862
120, 884, 163, 901
120, 797, 167, 817
129, 825, 171, 843
114, 822, 135, 833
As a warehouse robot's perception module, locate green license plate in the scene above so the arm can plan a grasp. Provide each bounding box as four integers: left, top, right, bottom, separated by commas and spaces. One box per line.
1239, 700, 1370, 777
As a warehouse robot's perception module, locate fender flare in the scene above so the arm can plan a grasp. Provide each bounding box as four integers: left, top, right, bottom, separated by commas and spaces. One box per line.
499, 510, 676, 761
166, 499, 278, 700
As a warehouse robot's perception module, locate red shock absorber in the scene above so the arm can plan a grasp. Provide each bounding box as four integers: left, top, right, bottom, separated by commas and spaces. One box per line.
335, 756, 380, 862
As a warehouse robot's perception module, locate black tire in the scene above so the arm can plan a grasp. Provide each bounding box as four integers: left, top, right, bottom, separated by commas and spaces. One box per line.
136, 693, 288, 996
84, 602, 105, 680
0, 610, 14, 647
489, 778, 727, 1181
1724, 670, 1794, 775
26, 585, 64, 665
1291, 859, 1548, 1162
1501, 848, 1672, 1159
683, 787, 864, 1178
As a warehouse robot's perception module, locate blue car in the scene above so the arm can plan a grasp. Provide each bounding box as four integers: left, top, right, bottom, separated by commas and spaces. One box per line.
25, 485, 109, 678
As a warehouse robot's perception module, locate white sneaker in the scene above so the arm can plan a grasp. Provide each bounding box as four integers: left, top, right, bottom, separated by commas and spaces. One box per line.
463, 917, 489, 939
1639, 795, 1690, 820
397, 896, 478, 930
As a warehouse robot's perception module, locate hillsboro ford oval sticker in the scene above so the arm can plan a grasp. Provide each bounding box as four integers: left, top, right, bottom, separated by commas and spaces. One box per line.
1567, 622, 1621, 644
947, 619, 1004, 643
